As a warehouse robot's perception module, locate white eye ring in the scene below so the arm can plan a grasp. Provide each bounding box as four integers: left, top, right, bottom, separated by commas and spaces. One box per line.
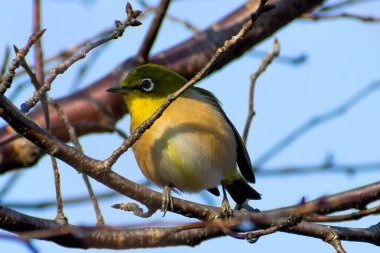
141, 78, 154, 92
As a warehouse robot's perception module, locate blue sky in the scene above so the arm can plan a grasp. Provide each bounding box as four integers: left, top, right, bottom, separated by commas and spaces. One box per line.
1, 0, 380, 252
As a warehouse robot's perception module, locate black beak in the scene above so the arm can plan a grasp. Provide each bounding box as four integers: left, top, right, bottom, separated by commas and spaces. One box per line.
106, 86, 131, 94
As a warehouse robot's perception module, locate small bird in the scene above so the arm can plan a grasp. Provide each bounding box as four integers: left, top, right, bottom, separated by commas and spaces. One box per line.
107, 63, 260, 215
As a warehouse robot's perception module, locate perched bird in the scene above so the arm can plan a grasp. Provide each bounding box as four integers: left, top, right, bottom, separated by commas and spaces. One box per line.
107, 63, 260, 215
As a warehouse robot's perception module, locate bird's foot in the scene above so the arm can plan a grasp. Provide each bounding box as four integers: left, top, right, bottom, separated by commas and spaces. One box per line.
219, 181, 233, 218
161, 185, 174, 217
220, 197, 233, 218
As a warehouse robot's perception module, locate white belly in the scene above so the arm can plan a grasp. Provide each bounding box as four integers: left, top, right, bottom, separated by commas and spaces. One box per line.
156, 127, 236, 192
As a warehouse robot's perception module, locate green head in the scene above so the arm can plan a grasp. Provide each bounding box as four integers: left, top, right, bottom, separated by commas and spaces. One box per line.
107, 64, 187, 98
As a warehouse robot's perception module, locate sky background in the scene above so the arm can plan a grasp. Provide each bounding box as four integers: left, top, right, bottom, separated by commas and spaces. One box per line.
1, 0, 380, 252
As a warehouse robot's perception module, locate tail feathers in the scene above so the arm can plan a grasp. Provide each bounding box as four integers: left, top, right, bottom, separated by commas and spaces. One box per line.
207, 187, 220, 196
225, 179, 261, 205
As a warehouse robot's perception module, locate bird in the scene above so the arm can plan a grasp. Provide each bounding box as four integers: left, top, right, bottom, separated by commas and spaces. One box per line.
107, 63, 261, 215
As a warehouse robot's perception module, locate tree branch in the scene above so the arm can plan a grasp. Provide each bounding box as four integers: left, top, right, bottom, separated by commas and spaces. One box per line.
2, 181, 380, 249
243, 38, 280, 143
137, 0, 171, 63
20, 2, 142, 113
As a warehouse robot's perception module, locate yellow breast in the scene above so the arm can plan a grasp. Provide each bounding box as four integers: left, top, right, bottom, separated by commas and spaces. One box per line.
126, 89, 237, 192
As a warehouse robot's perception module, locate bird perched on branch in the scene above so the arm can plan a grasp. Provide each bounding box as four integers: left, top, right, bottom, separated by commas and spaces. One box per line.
107, 63, 260, 215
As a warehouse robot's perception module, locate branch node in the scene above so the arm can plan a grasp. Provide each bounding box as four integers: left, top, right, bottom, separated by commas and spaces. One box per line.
324, 232, 346, 253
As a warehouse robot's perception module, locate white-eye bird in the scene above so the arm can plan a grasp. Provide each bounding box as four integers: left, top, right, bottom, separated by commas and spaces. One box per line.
107, 64, 261, 214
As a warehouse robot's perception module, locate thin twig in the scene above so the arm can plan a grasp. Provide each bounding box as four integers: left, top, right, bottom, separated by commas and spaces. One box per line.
33, 0, 50, 130
20, 2, 142, 113
8, 81, 28, 100
13, 46, 41, 90
303, 12, 380, 22
258, 161, 380, 176
255, 80, 380, 166
246, 214, 302, 242
318, 0, 376, 12
0, 234, 39, 253
31, 0, 68, 226
243, 38, 280, 143
69, 44, 109, 90
5, 191, 118, 209
81, 174, 106, 225
0, 30, 46, 95
137, 0, 171, 63
166, 13, 199, 33
33, 0, 44, 87
306, 205, 380, 222
52, 102, 105, 225
250, 50, 306, 66
0, 171, 22, 201
13, 28, 112, 81
50, 156, 67, 225
104, 0, 274, 167
16, 40, 67, 224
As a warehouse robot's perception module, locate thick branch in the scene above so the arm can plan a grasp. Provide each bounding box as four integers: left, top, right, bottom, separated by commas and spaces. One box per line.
2, 181, 380, 249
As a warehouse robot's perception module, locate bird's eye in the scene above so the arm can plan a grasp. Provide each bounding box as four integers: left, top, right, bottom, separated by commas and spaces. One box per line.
140, 78, 154, 92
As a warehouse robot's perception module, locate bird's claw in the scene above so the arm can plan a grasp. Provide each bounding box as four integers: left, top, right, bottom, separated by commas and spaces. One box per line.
161, 185, 173, 217
220, 197, 233, 218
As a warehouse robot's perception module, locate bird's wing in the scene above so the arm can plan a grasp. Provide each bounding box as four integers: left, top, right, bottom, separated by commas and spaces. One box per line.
193, 87, 256, 183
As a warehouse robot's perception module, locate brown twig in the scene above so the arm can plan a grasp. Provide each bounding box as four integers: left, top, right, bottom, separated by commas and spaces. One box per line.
32, 0, 68, 226
52, 102, 105, 225
13, 28, 112, 82
33, 0, 44, 87
137, 0, 171, 63
20, 2, 142, 113
13, 46, 41, 90
15, 39, 67, 224
104, 0, 274, 167
246, 214, 302, 242
0, 30, 46, 95
242, 38, 280, 143
50, 156, 67, 225
306, 205, 380, 222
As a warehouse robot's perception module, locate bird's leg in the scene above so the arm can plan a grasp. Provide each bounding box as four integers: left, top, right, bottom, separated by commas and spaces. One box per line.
220, 182, 233, 217
161, 185, 174, 216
